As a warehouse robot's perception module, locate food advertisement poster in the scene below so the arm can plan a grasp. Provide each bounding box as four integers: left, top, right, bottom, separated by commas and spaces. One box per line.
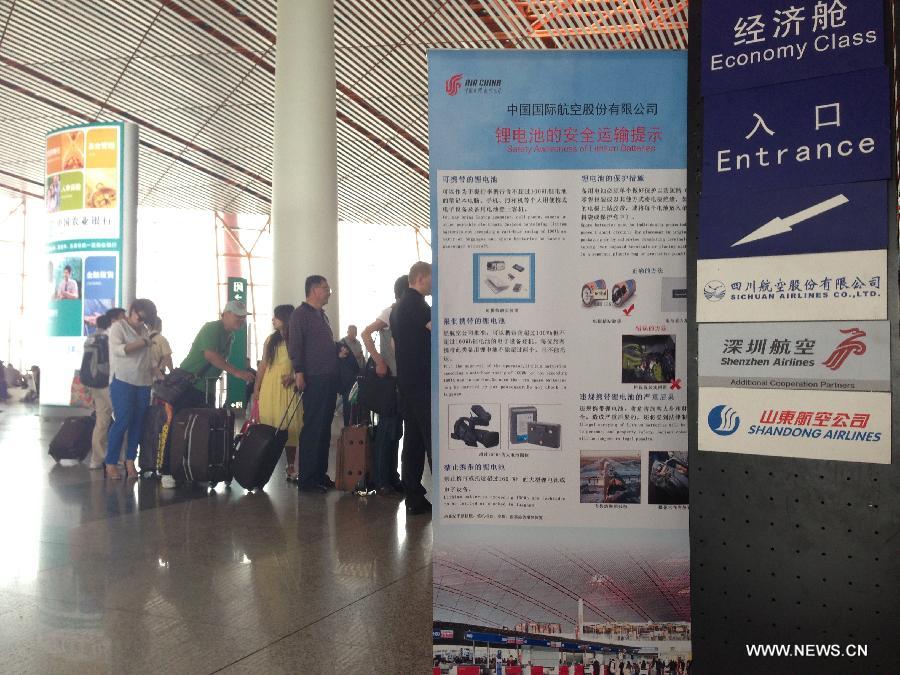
429, 51, 691, 666
44, 122, 124, 405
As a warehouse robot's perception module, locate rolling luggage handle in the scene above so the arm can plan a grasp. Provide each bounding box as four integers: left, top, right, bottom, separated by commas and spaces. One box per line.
276, 389, 304, 432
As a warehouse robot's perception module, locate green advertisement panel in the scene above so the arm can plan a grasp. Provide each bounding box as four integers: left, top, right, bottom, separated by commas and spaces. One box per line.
44, 122, 126, 406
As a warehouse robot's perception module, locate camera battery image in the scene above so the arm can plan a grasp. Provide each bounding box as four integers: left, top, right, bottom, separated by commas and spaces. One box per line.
621, 334, 676, 384
580, 451, 641, 504
504, 404, 562, 449
508, 406, 537, 444
448, 403, 500, 450
648, 451, 688, 505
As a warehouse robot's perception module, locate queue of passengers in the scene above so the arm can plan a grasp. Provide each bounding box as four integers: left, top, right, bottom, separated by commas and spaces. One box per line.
85, 262, 434, 516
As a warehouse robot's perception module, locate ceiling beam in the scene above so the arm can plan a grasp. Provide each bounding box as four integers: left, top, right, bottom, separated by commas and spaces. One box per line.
0, 55, 271, 189
0, 75, 271, 204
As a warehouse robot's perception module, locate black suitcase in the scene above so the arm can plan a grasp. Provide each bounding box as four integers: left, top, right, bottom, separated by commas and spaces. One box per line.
139, 403, 170, 477
168, 408, 234, 487
49, 414, 94, 463
232, 392, 302, 491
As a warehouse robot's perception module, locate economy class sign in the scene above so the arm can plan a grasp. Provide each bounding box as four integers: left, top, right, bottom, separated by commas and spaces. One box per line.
701, 0, 885, 94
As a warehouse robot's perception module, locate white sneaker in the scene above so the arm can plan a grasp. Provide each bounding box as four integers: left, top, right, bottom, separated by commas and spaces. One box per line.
88, 462, 103, 470
160, 475, 177, 489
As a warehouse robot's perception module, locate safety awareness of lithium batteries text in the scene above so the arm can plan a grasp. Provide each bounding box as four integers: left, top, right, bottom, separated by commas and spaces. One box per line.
438, 168, 687, 528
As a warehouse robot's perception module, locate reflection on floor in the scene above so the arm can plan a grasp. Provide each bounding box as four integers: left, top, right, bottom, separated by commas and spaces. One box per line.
0, 401, 432, 674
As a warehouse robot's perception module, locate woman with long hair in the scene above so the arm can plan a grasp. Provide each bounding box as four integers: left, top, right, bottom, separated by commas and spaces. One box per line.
252, 304, 303, 481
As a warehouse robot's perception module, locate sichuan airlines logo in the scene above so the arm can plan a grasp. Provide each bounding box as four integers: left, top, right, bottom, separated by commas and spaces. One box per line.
445, 73, 463, 96
822, 328, 867, 371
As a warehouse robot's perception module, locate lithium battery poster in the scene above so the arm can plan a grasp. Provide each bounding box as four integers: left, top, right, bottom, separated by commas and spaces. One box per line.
430, 51, 691, 660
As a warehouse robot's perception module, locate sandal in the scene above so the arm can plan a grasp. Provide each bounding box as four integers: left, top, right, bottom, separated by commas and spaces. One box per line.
105, 464, 122, 480
124, 460, 139, 479
285, 465, 298, 482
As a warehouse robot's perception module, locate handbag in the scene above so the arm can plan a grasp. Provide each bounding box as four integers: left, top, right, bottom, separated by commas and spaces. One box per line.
358, 358, 398, 417
152, 362, 212, 405
151, 368, 196, 404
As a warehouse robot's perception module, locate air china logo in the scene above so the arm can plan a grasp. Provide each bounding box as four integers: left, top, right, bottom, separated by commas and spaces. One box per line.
703, 280, 726, 302
444, 74, 502, 96
822, 327, 866, 371
445, 73, 463, 96
708, 404, 740, 436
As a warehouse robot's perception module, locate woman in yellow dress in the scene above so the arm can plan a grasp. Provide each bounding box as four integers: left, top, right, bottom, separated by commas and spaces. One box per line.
252, 304, 303, 481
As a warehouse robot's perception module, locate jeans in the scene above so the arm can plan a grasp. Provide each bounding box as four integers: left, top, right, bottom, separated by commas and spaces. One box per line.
373, 413, 402, 489
106, 378, 151, 464
298, 373, 338, 488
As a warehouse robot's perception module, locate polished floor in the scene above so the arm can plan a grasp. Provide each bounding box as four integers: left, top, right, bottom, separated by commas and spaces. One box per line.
0, 396, 432, 674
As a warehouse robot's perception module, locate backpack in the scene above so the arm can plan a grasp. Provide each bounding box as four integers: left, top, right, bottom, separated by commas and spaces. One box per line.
80, 333, 110, 388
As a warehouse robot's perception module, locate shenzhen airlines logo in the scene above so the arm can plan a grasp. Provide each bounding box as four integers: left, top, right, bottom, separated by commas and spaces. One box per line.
822, 327, 867, 371
708, 404, 740, 436
445, 73, 463, 96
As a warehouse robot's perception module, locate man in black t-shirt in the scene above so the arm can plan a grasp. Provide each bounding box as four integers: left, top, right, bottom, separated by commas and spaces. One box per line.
390, 261, 432, 515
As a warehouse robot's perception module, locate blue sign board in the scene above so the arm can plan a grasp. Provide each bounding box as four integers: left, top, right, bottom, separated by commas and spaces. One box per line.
701, 0, 885, 94
702, 67, 890, 196
428, 50, 687, 172
698, 180, 888, 260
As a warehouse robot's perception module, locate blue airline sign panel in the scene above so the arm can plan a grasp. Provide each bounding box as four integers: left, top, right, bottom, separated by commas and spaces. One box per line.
701, 0, 885, 94
702, 68, 890, 196
698, 180, 888, 260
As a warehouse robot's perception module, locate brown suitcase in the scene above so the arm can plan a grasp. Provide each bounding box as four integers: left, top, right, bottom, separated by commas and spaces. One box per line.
335, 424, 373, 492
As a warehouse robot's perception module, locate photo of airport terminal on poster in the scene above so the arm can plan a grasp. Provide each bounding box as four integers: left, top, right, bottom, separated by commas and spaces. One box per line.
430, 51, 691, 661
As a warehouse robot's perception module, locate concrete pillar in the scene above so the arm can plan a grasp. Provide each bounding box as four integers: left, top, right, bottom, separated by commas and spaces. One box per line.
272, 0, 339, 323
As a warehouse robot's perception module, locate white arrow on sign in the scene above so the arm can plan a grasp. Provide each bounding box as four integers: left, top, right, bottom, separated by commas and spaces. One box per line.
731, 194, 849, 247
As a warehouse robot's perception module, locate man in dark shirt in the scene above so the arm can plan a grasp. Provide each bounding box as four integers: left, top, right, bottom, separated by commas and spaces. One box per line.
290, 275, 339, 492
390, 261, 432, 515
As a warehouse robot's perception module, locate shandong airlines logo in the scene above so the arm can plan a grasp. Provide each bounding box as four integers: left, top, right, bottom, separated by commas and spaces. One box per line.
822, 328, 866, 371
708, 404, 740, 436
445, 73, 463, 96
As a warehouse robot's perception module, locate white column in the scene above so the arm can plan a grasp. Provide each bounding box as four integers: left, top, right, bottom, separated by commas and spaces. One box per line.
121, 122, 139, 305
272, 0, 338, 322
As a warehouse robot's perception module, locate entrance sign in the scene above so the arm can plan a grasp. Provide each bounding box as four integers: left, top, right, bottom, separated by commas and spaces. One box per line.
694, 2, 892, 466
431, 51, 691, 660
702, 68, 891, 195
701, 0, 886, 94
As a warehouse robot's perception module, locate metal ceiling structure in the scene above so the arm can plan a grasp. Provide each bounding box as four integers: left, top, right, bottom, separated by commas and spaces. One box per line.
0, 0, 688, 228
434, 536, 690, 629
